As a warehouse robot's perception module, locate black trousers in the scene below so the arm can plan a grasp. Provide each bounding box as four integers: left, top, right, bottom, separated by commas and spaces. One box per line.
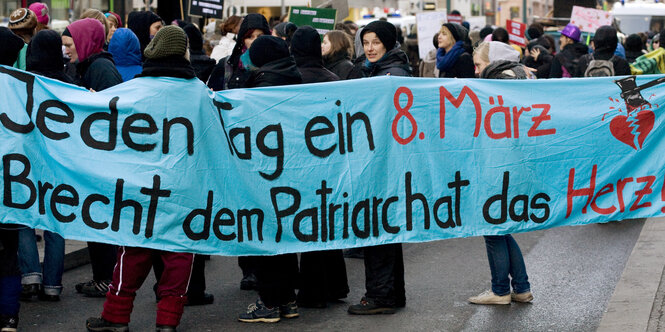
0, 228, 20, 278
238, 256, 258, 278
255, 253, 299, 308
87, 242, 117, 281
298, 249, 349, 304
363, 243, 405, 307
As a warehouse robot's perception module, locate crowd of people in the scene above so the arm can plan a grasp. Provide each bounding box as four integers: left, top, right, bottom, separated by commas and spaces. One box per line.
0, 3, 662, 331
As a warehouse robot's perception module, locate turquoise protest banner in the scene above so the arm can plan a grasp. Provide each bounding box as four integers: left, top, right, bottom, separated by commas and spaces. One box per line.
1, 65, 664, 256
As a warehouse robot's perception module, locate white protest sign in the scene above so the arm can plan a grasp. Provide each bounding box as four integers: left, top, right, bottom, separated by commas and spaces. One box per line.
416, 11, 448, 60
570, 6, 613, 33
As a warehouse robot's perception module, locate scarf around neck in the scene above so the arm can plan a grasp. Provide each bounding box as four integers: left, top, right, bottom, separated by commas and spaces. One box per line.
436, 40, 465, 72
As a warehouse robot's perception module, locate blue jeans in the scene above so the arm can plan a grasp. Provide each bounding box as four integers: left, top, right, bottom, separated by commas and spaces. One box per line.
483, 235, 530, 296
18, 228, 64, 296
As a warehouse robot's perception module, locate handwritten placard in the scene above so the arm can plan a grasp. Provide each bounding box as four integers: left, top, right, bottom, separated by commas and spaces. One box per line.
570, 6, 613, 33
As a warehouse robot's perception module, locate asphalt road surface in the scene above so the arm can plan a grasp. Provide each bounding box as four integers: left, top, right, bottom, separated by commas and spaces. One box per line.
19, 219, 644, 331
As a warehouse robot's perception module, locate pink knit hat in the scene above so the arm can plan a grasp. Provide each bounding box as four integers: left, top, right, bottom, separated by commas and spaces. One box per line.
28, 2, 49, 25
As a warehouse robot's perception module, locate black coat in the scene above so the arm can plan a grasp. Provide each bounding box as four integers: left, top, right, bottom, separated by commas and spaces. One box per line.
363, 47, 412, 77
245, 56, 302, 88
189, 51, 216, 83
549, 42, 588, 78
522, 46, 553, 79
295, 55, 339, 83
324, 52, 354, 80
574, 26, 631, 77
438, 52, 475, 78
76, 52, 122, 91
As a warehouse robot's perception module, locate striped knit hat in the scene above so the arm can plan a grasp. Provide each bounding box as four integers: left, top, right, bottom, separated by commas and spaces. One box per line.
144, 25, 188, 60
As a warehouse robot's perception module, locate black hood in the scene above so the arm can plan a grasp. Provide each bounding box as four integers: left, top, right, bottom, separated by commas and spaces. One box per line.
481, 60, 528, 79
291, 26, 323, 67
183, 23, 204, 52
593, 25, 618, 59
229, 13, 271, 68
27, 30, 63, 73
127, 11, 163, 54
26, 30, 71, 82
0, 26, 24, 66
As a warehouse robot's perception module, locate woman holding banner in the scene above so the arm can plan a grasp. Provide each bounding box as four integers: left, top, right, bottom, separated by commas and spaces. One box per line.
467, 41, 534, 305
62, 17, 122, 298
347, 20, 410, 316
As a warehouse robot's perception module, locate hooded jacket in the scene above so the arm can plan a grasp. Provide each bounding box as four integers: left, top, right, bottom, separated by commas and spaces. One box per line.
291, 26, 339, 83
183, 24, 216, 82
362, 46, 412, 77
26, 30, 72, 83
0, 26, 25, 66
575, 26, 630, 77
207, 13, 271, 91
481, 60, 529, 79
127, 11, 162, 55
549, 41, 588, 78
67, 18, 122, 91
108, 28, 142, 82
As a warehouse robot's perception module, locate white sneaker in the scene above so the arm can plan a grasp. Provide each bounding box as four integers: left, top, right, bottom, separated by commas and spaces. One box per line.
468, 290, 511, 305
511, 291, 533, 303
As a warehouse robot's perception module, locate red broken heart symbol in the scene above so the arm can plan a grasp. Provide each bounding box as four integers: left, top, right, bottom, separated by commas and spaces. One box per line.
609, 110, 655, 149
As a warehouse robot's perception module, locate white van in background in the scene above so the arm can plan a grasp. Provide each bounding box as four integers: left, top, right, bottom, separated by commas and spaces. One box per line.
612, 1, 665, 34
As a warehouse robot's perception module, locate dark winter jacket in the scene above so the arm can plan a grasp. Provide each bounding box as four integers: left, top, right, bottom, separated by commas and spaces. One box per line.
362, 46, 412, 77
291, 26, 339, 83
574, 26, 631, 77
207, 13, 271, 91
481, 60, 529, 79
324, 52, 354, 80
183, 24, 216, 82
549, 42, 588, 78
522, 45, 553, 79
76, 51, 123, 91
438, 52, 475, 78
245, 56, 302, 88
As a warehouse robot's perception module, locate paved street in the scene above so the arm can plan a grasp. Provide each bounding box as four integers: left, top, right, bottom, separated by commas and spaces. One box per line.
19, 219, 644, 331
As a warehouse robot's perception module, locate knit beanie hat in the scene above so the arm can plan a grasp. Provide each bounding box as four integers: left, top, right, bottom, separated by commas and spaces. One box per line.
361, 20, 397, 50
28, 3, 49, 25
273, 22, 297, 45
249, 35, 290, 67
9, 8, 37, 32
144, 25, 188, 59
443, 23, 468, 43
